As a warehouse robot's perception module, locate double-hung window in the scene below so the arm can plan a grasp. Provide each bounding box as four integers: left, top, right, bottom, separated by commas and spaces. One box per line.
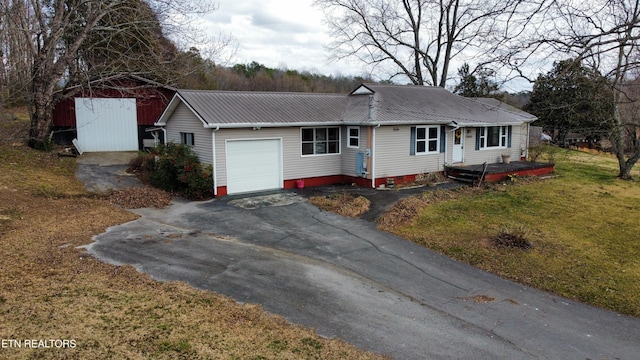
347, 126, 360, 148
301, 127, 340, 155
478, 126, 510, 149
180, 132, 194, 146
415, 126, 440, 154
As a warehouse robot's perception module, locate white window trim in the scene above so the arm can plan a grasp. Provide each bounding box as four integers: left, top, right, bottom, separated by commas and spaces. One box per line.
300, 127, 341, 156
479, 126, 508, 150
347, 126, 360, 149
415, 125, 440, 155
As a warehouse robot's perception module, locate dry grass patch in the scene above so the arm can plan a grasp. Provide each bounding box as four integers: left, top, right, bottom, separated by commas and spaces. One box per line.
380, 149, 640, 317
377, 186, 487, 229
309, 192, 372, 217
0, 110, 386, 359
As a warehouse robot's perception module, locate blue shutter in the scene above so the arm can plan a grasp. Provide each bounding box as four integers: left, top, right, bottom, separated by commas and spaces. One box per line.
475, 128, 481, 150
440, 125, 446, 153
410, 127, 416, 155
507, 126, 512, 148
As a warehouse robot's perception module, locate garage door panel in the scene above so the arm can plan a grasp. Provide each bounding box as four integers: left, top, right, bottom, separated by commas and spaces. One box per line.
226, 139, 282, 194
75, 98, 138, 152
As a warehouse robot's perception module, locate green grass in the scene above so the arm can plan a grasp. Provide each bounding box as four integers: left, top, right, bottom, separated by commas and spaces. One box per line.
383, 148, 640, 317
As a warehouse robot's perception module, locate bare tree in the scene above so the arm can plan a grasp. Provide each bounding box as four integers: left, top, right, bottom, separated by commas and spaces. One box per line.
0, 0, 34, 107
313, 0, 529, 87
505, 0, 640, 179
0, 0, 227, 148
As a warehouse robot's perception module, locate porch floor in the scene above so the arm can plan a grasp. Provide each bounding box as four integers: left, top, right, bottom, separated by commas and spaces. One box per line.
445, 161, 555, 184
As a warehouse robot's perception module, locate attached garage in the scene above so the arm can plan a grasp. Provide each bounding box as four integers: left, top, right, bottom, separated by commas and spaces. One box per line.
226, 139, 283, 194
75, 98, 138, 152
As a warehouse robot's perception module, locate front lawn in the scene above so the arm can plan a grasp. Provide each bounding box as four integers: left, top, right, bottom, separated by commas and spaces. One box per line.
379, 149, 640, 317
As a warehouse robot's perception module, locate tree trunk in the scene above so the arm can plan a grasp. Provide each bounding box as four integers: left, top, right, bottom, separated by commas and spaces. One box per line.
28, 59, 58, 149
28, 88, 54, 149
616, 147, 640, 180
618, 163, 633, 180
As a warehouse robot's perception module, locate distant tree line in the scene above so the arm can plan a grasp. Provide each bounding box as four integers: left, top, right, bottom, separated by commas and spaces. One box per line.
179, 59, 373, 93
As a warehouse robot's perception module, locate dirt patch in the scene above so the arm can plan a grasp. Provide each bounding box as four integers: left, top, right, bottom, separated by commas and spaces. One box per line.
460, 295, 496, 303
309, 192, 372, 217
491, 227, 533, 249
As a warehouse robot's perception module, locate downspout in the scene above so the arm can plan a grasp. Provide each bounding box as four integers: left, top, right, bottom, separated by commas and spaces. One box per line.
161, 128, 167, 145
525, 122, 530, 160
371, 124, 380, 188
367, 126, 373, 187
211, 125, 220, 196
443, 131, 447, 173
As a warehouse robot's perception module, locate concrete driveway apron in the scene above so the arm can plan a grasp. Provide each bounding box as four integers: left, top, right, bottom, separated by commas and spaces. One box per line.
87, 192, 640, 360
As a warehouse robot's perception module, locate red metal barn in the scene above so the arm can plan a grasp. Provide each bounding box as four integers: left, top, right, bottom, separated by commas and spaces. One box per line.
52, 75, 175, 152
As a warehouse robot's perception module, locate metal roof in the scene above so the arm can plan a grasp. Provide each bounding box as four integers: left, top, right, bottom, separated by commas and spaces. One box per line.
171, 90, 347, 127
345, 84, 537, 126
157, 85, 536, 128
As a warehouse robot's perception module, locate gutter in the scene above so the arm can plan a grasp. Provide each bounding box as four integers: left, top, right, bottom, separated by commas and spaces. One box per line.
204, 122, 345, 129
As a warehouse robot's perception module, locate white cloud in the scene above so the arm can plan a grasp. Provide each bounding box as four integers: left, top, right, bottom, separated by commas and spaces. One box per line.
194, 1, 534, 91
199, 0, 369, 77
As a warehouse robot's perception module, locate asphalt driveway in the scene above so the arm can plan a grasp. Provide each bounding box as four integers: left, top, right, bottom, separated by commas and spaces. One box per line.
86, 192, 640, 360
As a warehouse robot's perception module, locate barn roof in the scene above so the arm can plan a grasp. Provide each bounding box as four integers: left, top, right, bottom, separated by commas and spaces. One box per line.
61, 74, 177, 93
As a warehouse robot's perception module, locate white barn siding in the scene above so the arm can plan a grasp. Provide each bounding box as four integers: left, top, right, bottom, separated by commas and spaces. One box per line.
374, 126, 446, 178
214, 127, 342, 187
75, 98, 138, 152
165, 103, 213, 165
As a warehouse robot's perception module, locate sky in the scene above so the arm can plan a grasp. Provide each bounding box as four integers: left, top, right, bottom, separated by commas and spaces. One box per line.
199, 0, 371, 78
196, 0, 534, 91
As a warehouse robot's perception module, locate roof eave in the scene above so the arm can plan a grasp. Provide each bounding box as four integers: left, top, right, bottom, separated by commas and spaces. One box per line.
155, 93, 208, 127
204, 122, 344, 129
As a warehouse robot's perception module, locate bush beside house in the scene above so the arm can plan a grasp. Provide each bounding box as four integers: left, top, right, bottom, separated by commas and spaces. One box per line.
131, 143, 214, 200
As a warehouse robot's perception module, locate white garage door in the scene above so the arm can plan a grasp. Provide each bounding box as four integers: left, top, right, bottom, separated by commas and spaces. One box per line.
75, 98, 138, 152
226, 139, 282, 194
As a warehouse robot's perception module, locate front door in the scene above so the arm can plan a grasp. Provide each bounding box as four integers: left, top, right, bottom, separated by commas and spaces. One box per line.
452, 128, 464, 163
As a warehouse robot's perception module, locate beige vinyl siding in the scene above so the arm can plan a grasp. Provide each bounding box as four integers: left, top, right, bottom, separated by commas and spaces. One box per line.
165, 103, 213, 165
374, 125, 446, 178
463, 125, 524, 165
341, 126, 369, 177
214, 127, 342, 187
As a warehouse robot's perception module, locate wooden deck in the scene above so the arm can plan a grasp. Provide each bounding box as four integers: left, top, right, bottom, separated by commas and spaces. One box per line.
445, 161, 555, 184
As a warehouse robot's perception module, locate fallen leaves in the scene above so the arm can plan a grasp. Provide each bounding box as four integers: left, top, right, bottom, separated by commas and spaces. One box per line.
108, 187, 173, 209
